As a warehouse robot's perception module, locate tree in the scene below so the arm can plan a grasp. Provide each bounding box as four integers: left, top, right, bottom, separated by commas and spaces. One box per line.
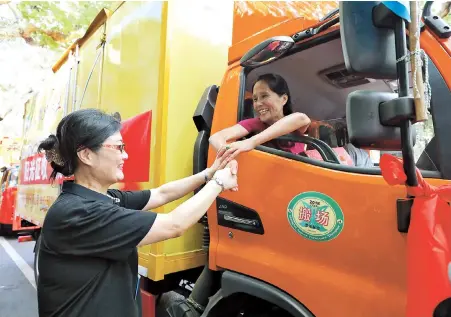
9, 1, 113, 51
0, 1, 114, 140
439, 2, 451, 23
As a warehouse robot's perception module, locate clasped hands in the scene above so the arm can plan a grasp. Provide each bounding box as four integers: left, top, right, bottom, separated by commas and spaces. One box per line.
206, 146, 241, 192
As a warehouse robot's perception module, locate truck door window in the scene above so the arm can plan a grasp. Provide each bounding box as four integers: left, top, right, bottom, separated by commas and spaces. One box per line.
238, 32, 447, 178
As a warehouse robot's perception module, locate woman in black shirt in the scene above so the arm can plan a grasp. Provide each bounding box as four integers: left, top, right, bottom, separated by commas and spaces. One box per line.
36, 109, 237, 317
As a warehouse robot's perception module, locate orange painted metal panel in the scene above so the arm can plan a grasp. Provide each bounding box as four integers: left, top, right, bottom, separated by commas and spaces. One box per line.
232, 1, 338, 46
208, 17, 451, 317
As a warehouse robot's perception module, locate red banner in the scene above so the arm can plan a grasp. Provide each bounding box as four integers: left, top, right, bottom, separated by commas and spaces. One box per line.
380, 154, 451, 317
120, 110, 152, 183
19, 153, 62, 185
18, 110, 152, 187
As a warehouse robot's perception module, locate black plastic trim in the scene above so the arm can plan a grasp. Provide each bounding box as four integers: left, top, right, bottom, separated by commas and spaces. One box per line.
320, 8, 339, 22
373, 2, 399, 29
240, 36, 294, 68
216, 197, 264, 235
278, 135, 340, 164
422, 1, 433, 17
424, 15, 451, 39
379, 97, 416, 126
193, 85, 219, 176
193, 85, 218, 133
423, 2, 451, 39
288, 29, 340, 58
397, 198, 413, 233
255, 144, 441, 178
221, 270, 314, 317
237, 68, 248, 123
193, 130, 209, 175
292, 28, 315, 43
316, 16, 339, 34
434, 297, 451, 317
193, 85, 218, 194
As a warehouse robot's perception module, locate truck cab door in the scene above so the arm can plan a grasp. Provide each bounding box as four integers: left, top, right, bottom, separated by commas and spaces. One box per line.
208, 2, 451, 317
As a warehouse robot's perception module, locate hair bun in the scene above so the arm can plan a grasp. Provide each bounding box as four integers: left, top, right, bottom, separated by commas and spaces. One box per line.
38, 135, 64, 167
38, 134, 58, 151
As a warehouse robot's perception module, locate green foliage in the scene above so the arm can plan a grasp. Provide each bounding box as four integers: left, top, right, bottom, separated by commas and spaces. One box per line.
444, 12, 451, 24
16, 1, 113, 50
12, 1, 451, 52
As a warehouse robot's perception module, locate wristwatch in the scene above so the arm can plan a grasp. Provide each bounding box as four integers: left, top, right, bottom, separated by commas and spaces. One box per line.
211, 176, 225, 192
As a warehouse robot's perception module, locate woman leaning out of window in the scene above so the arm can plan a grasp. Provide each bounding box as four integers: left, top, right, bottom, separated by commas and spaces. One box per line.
209, 73, 311, 158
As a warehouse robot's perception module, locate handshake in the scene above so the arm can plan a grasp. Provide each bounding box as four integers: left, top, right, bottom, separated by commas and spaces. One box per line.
207, 146, 239, 192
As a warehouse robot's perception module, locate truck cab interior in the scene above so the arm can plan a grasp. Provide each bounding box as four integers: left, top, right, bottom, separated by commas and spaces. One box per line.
240, 30, 444, 177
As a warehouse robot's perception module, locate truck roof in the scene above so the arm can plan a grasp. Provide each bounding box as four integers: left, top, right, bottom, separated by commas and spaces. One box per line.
52, 1, 340, 71
229, 1, 338, 64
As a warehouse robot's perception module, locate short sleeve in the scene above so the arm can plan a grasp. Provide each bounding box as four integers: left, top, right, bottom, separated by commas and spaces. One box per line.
107, 189, 150, 210
42, 197, 157, 261
237, 118, 266, 133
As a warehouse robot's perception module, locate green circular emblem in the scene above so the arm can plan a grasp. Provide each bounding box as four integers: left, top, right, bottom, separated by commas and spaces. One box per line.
287, 191, 344, 242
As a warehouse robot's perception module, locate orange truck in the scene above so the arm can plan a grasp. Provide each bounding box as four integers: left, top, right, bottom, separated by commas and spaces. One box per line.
0, 164, 19, 235
14, 1, 451, 317
0, 137, 21, 235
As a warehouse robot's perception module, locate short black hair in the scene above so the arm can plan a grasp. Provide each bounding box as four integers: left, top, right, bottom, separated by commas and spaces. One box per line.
38, 109, 121, 180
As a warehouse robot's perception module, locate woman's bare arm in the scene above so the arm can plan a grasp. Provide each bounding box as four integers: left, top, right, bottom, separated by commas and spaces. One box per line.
138, 166, 237, 246
223, 113, 311, 159
209, 124, 249, 152
138, 181, 222, 246
249, 112, 310, 146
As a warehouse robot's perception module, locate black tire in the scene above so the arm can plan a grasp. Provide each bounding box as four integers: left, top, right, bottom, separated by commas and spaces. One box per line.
156, 291, 197, 317
34, 234, 41, 285
0, 224, 13, 236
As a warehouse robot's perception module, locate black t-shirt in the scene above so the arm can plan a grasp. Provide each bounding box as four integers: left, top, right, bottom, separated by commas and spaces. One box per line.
37, 181, 157, 317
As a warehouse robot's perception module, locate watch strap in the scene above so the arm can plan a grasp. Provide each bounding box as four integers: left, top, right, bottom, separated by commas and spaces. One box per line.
211, 177, 225, 192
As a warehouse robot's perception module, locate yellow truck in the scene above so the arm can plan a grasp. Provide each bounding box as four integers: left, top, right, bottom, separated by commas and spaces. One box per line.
15, 0, 234, 297
0, 137, 21, 167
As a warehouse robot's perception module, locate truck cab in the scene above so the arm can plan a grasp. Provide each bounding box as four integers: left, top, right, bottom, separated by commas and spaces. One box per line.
180, 2, 451, 317
13, 2, 451, 316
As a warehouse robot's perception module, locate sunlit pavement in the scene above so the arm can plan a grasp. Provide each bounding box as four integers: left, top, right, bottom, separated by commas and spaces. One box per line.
0, 234, 38, 317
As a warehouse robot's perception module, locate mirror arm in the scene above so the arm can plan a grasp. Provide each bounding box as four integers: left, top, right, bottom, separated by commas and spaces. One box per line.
394, 18, 418, 187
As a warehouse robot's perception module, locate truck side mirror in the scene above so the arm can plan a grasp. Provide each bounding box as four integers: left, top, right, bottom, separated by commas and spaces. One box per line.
240, 36, 294, 68
340, 1, 398, 79
346, 90, 416, 150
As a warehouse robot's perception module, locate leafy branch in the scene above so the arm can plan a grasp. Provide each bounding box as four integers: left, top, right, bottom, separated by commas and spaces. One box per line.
10, 1, 111, 50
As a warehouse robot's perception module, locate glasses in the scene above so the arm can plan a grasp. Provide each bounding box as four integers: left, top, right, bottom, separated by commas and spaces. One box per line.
102, 143, 126, 153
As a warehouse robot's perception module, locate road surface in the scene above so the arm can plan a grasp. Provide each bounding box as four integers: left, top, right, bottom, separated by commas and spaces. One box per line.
0, 234, 38, 317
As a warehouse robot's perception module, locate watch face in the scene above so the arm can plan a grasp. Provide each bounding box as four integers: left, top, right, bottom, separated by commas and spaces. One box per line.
215, 177, 223, 187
